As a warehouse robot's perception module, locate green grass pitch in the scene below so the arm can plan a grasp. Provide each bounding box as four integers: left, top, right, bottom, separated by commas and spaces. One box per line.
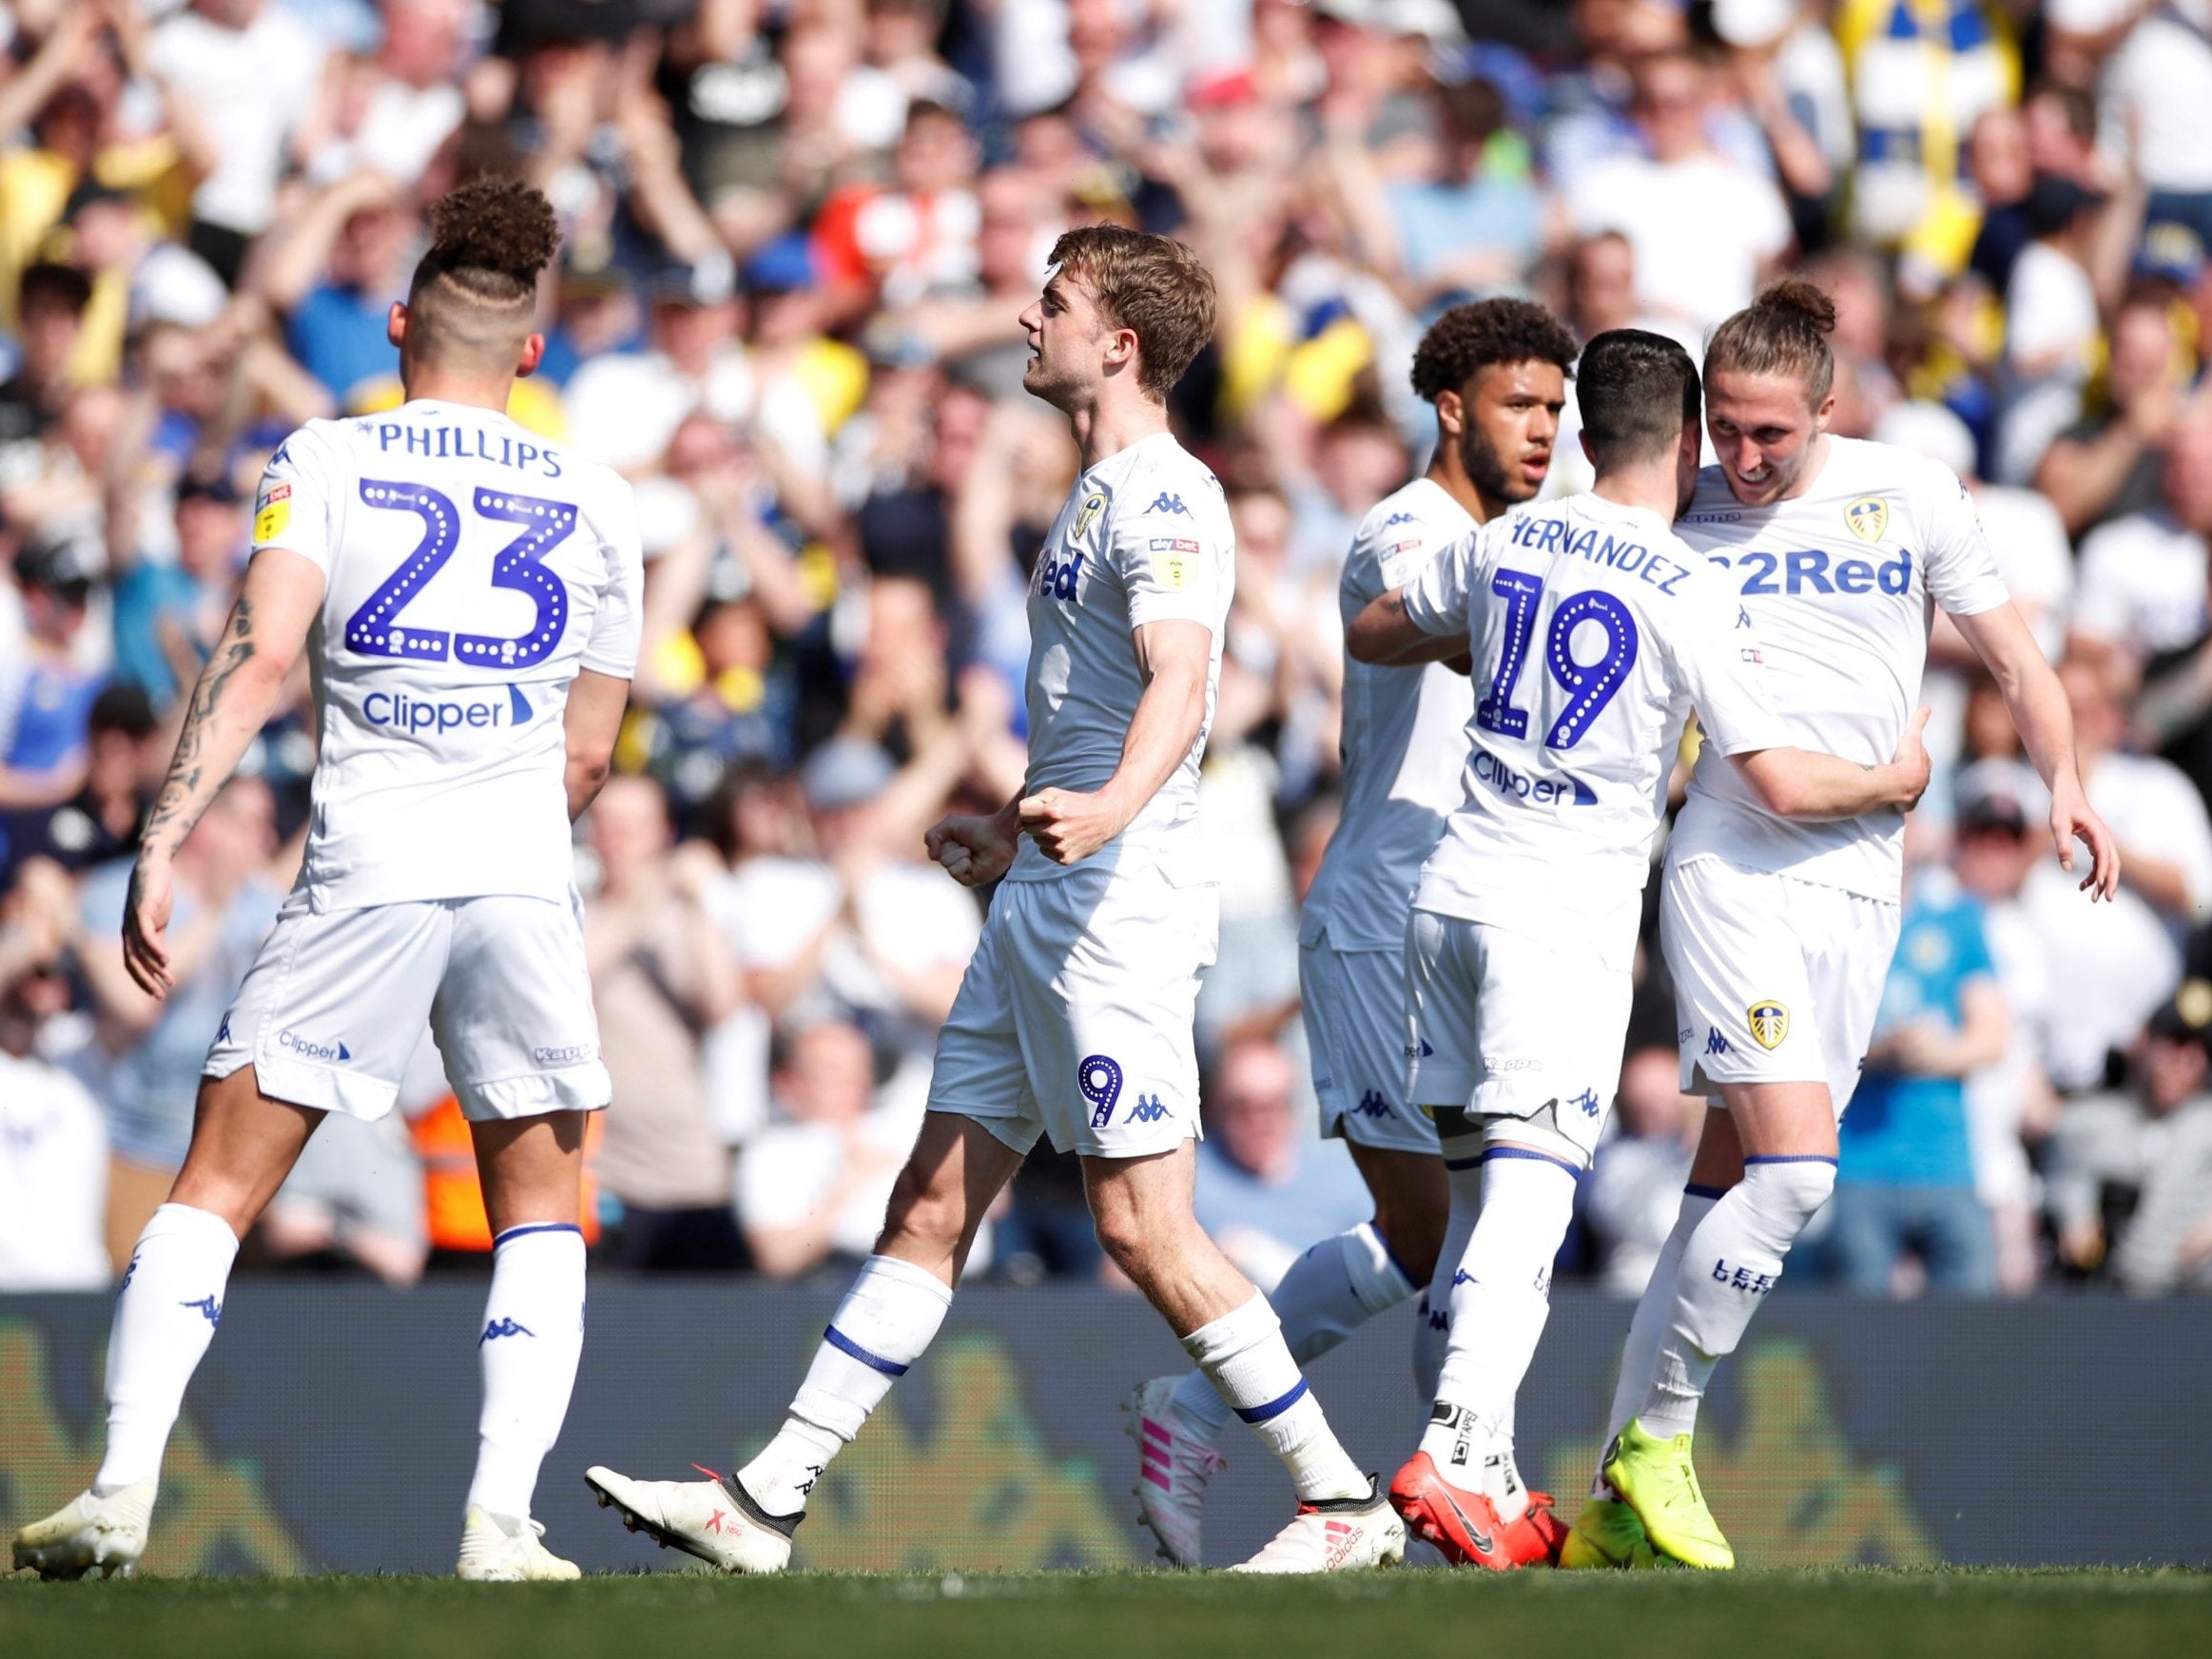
4, 1569, 2207, 1659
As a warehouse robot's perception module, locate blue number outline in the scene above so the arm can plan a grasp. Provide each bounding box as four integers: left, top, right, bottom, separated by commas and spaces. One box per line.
345, 483, 576, 671
345, 480, 459, 661
1542, 590, 1639, 750
456, 491, 577, 670
1474, 568, 1543, 739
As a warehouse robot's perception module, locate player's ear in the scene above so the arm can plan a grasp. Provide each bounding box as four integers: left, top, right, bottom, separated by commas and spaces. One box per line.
1434, 388, 1465, 438
1105, 325, 1139, 375
516, 332, 547, 378
1579, 429, 1597, 466
386, 301, 410, 350
1813, 390, 1837, 432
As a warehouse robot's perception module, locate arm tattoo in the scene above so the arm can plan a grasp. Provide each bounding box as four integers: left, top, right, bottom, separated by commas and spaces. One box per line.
142, 592, 258, 858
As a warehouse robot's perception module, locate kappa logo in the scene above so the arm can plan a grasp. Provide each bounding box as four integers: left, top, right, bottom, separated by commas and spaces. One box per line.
120, 1254, 139, 1292
179, 1295, 222, 1328
1352, 1090, 1391, 1118
1144, 492, 1190, 516
216, 1013, 233, 1046
1569, 1087, 1601, 1118
1747, 1000, 1791, 1051
1845, 495, 1889, 543
1382, 511, 1418, 528
479, 1317, 535, 1344
1129, 1094, 1170, 1124
1706, 1027, 1732, 1056
1450, 1268, 1476, 1287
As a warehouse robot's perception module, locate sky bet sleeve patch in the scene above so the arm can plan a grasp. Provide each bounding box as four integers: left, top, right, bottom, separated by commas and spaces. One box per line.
254, 483, 292, 545
1149, 536, 1200, 590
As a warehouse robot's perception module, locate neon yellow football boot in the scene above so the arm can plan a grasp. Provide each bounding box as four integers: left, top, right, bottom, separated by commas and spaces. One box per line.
1601, 1419, 1735, 1570
1558, 1495, 1658, 1570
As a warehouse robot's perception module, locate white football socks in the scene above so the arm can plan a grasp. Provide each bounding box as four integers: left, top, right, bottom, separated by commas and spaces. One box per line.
1638, 1156, 1835, 1440
1420, 1148, 1579, 1522
1166, 1222, 1415, 1439
1414, 1123, 1484, 1404
740, 1253, 953, 1516
96, 1203, 240, 1494
1592, 1185, 1719, 1497
1181, 1292, 1367, 1502
466, 1223, 587, 1520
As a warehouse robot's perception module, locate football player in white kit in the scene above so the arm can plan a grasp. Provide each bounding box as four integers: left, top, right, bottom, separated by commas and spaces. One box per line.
1126, 299, 1578, 1566
584, 227, 1405, 1575
1343, 329, 1935, 1571
11, 179, 642, 1582
1567, 280, 2121, 1572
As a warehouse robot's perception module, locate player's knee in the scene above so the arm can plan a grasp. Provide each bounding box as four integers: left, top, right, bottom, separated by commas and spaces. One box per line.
1738, 1156, 1836, 1230
1089, 1204, 1147, 1273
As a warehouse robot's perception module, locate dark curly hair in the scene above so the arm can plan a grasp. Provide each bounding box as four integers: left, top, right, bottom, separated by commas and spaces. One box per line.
1409, 298, 1577, 405
410, 174, 560, 310
1704, 277, 1836, 404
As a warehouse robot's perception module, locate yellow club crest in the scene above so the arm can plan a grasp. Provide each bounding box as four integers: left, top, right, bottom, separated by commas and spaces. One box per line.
1747, 1000, 1790, 1051
1074, 491, 1108, 537
1845, 496, 1888, 543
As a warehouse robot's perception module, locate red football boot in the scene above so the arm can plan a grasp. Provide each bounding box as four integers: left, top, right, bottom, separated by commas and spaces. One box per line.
1388, 1452, 1566, 1569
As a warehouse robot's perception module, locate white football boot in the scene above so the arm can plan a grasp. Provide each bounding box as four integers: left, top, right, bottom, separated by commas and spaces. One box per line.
456, 1507, 581, 1581
1229, 1478, 1407, 1574
585, 1464, 796, 1573
1124, 1377, 1227, 1566
12, 1481, 156, 1580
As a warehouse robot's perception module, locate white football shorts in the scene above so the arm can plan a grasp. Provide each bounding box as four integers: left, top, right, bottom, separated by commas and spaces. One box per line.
1403, 908, 1631, 1170
1662, 852, 1901, 1119
1301, 932, 1438, 1155
927, 859, 1214, 1160
204, 888, 610, 1123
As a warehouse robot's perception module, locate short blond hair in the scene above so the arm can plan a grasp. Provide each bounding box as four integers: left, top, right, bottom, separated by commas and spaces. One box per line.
1047, 224, 1216, 399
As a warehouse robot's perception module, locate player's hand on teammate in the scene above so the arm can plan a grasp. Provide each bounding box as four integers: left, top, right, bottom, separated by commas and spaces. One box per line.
121, 853, 176, 999
926, 808, 1019, 887
1018, 787, 1126, 866
2049, 775, 2122, 900
1889, 705, 1933, 809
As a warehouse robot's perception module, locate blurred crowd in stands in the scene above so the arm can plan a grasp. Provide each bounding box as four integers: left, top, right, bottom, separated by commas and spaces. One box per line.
6, 0, 2212, 1299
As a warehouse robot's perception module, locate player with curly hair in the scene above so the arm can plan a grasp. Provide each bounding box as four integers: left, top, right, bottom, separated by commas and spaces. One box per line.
1121, 298, 1576, 1566
12, 174, 642, 1583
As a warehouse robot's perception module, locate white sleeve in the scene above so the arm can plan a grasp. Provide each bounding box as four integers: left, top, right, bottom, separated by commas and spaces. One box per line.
250, 425, 343, 575
1921, 468, 2010, 619
1399, 526, 1484, 636
1111, 488, 1231, 631
1670, 582, 1791, 756
580, 479, 646, 678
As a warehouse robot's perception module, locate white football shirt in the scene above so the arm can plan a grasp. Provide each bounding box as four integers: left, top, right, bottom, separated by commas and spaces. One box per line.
1670, 436, 2010, 900
1009, 431, 1234, 882
250, 398, 644, 910
1300, 476, 1477, 953
1403, 492, 1789, 967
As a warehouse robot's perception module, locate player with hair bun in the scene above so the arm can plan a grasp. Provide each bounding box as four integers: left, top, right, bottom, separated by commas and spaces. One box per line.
13, 174, 643, 1583
1565, 279, 2121, 1572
